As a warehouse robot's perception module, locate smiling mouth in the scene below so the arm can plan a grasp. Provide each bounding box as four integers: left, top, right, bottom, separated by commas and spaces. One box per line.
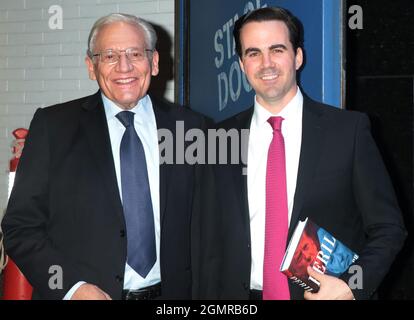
260, 74, 279, 81
114, 77, 137, 84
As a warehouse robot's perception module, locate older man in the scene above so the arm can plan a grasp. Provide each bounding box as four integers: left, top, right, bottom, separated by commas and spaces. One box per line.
2, 13, 206, 300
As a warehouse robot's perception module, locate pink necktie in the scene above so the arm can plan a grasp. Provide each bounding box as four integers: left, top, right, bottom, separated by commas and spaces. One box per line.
263, 116, 290, 300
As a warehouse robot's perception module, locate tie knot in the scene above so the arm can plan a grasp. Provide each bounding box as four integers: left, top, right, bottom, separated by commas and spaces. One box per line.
116, 111, 135, 128
267, 116, 284, 131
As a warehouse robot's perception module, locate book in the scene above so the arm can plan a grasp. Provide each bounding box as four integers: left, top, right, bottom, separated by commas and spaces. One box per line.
280, 217, 359, 292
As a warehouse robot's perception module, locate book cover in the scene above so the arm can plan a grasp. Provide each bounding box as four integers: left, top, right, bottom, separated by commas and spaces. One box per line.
280, 217, 359, 292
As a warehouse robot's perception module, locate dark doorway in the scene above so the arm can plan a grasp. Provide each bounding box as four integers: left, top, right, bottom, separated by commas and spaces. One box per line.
345, 0, 413, 299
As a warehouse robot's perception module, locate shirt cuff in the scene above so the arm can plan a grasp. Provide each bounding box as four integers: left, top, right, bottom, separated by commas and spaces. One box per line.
63, 281, 86, 300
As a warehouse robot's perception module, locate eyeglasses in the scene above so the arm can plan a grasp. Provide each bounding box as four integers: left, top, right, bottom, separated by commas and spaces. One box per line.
92, 47, 154, 64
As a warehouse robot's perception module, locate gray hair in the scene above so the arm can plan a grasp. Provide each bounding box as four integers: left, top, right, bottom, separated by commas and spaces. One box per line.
87, 13, 157, 58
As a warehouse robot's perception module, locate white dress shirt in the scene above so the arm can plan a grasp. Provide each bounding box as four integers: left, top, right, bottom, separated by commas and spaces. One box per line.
247, 88, 303, 290
64, 94, 160, 299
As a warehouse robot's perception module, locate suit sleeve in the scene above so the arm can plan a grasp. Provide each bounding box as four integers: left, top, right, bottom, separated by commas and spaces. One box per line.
340, 113, 407, 300
1, 108, 88, 299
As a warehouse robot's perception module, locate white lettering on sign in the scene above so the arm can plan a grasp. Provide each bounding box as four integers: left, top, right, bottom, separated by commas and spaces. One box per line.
213, 0, 267, 111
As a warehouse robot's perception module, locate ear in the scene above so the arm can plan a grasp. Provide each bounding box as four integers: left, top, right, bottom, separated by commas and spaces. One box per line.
295, 47, 303, 70
151, 50, 159, 76
85, 56, 97, 80
239, 57, 245, 74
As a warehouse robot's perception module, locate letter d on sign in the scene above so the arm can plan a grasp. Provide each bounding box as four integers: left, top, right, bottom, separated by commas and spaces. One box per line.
218, 72, 228, 111
48, 265, 63, 290
48, 5, 63, 30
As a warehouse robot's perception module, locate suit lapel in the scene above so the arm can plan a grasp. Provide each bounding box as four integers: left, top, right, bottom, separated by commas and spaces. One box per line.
80, 92, 124, 225
152, 99, 174, 226
233, 108, 254, 243
288, 97, 326, 239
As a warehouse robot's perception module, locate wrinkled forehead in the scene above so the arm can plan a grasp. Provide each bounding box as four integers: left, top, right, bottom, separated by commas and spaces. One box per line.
95, 22, 146, 51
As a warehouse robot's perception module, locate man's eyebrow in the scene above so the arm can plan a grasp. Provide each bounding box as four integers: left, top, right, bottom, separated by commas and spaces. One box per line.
269, 44, 288, 50
244, 47, 261, 55
243, 44, 288, 55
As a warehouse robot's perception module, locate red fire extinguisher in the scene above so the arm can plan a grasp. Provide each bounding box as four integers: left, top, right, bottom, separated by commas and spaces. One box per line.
2, 128, 33, 300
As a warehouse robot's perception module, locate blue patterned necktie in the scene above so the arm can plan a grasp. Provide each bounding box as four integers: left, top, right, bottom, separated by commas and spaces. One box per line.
116, 111, 156, 278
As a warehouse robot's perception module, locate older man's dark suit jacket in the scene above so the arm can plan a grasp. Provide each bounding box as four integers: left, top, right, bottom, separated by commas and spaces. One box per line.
214, 95, 407, 300
2, 91, 207, 300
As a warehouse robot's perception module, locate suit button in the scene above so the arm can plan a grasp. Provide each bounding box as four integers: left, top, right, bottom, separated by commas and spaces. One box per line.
243, 282, 249, 290
116, 275, 123, 282
120, 230, 125, 237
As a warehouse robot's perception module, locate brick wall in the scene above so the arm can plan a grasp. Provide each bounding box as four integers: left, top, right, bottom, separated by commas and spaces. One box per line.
0, 0, 175, 219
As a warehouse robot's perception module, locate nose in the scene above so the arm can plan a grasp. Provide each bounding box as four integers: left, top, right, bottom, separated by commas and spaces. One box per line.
115, 53, 133, 73
261, 51, 274, 68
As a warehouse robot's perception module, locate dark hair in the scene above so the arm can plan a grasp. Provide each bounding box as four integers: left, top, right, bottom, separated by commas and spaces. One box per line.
233, 7, 304, 58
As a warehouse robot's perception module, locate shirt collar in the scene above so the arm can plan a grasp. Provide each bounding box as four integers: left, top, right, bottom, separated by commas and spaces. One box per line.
252, 87, 303, 128
101, 93, 152, 125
